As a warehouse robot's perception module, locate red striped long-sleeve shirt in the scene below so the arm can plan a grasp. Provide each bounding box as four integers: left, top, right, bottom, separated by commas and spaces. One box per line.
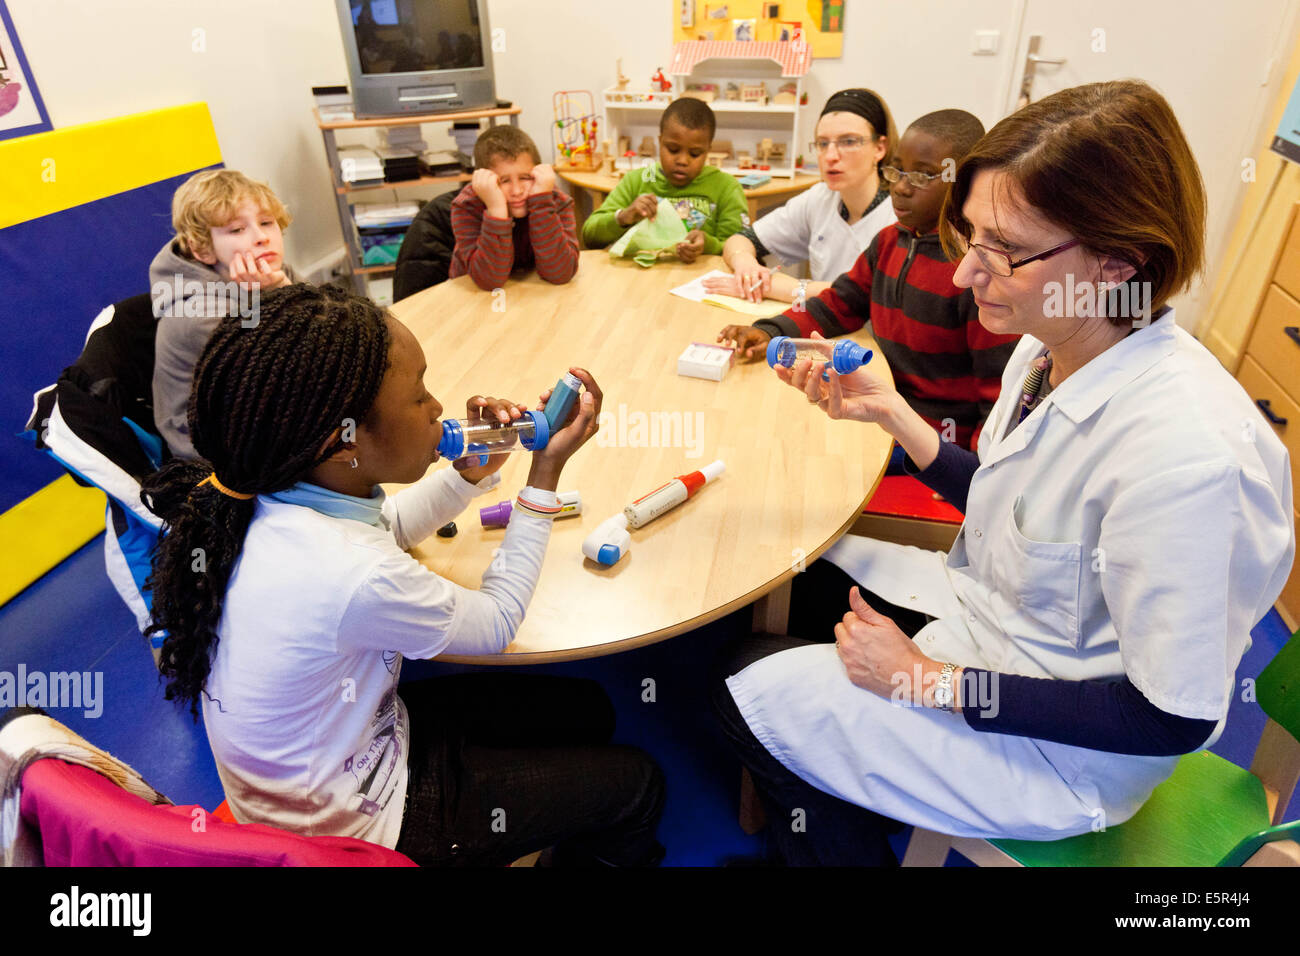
754, 224, 1020, 450
449, 184, 580, 291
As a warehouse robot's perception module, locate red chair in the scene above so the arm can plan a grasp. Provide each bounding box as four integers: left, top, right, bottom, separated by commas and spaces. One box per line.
19, 759, 416, 866
854, 474, 963, 551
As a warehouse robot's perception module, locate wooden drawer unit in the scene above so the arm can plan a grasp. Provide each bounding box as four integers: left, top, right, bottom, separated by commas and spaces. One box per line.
1236, 201, 1300, 624
1238, 356, 1299, 499
1282, 510, 1300, 630
1244, 285, 1300, 399
1277, 208, 1300, 303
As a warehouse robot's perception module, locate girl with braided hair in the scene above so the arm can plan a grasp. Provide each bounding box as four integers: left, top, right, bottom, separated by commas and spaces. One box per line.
141, 283, 665, 866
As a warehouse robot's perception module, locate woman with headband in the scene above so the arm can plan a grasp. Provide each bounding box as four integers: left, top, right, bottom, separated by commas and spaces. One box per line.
702, 88, 898, 305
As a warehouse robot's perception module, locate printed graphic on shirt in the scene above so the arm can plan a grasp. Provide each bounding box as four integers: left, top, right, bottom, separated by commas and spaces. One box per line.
342, 685, 405, 817
670, 196, 716, 232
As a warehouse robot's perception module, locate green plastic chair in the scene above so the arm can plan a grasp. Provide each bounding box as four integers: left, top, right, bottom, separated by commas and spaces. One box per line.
902, 629, 1300, 867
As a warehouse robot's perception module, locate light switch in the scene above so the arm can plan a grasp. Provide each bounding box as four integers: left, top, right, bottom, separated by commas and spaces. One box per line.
973, 30, 1000, 55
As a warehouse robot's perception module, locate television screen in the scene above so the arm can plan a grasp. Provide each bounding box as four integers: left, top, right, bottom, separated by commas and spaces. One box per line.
348, 0, 484, 75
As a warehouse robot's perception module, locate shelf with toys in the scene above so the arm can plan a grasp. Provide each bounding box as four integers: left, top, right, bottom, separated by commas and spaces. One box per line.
600, 43, 810, 181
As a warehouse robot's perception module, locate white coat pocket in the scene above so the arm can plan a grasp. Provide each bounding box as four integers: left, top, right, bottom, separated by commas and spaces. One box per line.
989, 495, 1083, 650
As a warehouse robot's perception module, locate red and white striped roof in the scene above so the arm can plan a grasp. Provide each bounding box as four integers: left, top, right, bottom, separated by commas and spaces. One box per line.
668, 41, 812, 78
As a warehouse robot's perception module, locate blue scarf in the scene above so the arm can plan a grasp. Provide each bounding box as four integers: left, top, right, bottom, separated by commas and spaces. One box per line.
265, 481, 389, 530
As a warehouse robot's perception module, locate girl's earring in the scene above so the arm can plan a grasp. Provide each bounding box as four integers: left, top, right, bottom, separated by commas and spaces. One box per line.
350, 458, 358, 469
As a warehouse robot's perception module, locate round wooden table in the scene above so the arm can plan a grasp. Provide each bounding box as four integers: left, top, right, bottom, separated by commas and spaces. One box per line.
558, 168, 822, 235
389, 251, 892, 662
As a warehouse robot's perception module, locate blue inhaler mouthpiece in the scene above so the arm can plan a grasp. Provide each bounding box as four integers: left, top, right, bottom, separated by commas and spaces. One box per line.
520, 410, 549, 451
437, 418, 464, 460
766, 336, 793, 369
829, 341, 873, 374
596, 544, 622, 565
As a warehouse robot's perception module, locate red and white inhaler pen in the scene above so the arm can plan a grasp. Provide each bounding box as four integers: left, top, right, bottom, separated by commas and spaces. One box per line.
624, 460, 725, 529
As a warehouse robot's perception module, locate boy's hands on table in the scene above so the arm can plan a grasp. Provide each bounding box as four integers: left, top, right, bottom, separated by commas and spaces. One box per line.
452, 396, 530, 484
528, 367, 603, 492
718, 324, 772, 362
529, 163, 556, 197
228, 252, 288, 291
676, 230, 706, 263
472, 168, 509, 220
615, 193, 659, 227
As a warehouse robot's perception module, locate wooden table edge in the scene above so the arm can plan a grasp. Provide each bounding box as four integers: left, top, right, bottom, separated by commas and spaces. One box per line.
433, 461, 890, 665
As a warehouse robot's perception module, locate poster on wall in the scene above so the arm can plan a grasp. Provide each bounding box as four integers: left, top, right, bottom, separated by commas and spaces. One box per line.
0, 0, 51, 141
675, 0, 843, 57
1271, 72, 1300, 166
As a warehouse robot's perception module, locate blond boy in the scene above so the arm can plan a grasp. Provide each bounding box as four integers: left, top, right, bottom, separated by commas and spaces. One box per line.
150, 170, 296, 459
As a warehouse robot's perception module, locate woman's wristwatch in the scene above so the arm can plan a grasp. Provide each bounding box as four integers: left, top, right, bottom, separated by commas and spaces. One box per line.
933, 662, 959, 712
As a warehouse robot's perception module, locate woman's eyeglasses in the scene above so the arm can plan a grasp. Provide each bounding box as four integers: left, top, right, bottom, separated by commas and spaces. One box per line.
881, 165, 943, 189
951, 232, 1081, 277
810, 136, 869, 155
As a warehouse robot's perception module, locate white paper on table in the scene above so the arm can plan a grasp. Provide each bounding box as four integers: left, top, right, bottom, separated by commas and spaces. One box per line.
668, 270, 731, 303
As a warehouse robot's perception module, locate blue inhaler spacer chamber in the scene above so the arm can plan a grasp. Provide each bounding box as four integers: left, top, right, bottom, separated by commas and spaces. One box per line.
436, 409, 550, 463
766, 336, 873, 378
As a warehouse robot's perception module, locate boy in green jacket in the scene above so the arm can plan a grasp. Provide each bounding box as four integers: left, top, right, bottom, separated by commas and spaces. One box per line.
582, 98, 748, 262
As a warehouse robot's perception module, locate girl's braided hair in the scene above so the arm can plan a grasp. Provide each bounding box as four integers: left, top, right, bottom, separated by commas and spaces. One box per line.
141, 284, 392, 716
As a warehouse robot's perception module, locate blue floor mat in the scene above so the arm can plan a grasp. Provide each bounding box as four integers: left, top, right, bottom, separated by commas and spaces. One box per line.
2, 532, 1294, 866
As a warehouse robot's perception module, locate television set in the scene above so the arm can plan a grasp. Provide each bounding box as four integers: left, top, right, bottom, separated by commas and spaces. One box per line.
333, 0, 497, 118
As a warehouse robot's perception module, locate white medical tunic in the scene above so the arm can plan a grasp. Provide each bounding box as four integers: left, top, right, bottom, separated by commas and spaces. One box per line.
726, 311, 1294, 839
751, 182, 897, 283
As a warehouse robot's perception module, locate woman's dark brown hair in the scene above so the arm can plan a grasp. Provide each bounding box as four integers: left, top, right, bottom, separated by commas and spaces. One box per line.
940, 80, 1206, 323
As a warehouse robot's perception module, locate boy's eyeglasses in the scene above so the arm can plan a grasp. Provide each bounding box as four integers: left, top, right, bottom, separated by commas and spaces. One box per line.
952, 232, 1081, 277
881, 165, 944, 189
810, 136, 869, 154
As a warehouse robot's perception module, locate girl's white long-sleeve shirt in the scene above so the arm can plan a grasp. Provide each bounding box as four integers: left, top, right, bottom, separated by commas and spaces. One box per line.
202, 467, 554, 848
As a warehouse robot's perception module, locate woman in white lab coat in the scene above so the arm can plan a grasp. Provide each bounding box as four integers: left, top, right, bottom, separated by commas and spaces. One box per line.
713, 80, 1295, 866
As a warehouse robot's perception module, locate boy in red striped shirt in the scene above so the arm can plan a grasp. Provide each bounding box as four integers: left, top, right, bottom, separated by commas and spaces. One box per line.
720, 110, 1018, 451
450, 126, 580, 291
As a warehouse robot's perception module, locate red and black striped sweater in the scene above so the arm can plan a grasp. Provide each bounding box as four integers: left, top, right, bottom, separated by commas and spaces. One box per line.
449, 184, 580, 291
755, 224, 1019, 449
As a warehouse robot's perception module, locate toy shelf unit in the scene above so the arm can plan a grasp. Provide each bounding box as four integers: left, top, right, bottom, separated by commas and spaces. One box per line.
315, 104, 520, 296
668, 41, 810, 179
602, 85, 676, 173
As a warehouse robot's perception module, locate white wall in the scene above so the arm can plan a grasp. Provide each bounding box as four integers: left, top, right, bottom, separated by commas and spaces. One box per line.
7, 0, 1296, 335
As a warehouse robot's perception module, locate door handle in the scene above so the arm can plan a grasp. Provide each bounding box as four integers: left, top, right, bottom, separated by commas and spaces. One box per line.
1284, 326, 1300, 348
1257, 399, 1288, 426
1017, 36, 1067, 108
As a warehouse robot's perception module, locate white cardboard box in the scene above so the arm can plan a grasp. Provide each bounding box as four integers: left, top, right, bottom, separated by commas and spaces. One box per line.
677, 343, 735, 381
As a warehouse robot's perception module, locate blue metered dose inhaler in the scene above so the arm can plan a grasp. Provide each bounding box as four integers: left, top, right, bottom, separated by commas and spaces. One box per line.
543, 372, 583, 430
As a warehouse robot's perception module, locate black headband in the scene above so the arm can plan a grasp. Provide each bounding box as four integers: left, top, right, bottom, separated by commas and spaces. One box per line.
820, 89, 887, 138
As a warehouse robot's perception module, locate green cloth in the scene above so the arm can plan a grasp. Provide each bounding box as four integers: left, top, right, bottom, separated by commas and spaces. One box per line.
581, 162, 749, 255
608, 197, 688, 266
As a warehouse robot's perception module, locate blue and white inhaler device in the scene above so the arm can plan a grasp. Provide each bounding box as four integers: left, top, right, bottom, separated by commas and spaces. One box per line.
436, 410, 550, 464
766, 336, 872, 380
582, 513, 632, 567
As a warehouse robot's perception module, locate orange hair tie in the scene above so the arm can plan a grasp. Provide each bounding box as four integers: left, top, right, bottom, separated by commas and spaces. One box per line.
198, 473, 255, 501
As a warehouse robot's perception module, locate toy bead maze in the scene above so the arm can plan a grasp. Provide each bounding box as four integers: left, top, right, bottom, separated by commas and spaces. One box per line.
0, 103, 223, 604
552, 90, 601, 172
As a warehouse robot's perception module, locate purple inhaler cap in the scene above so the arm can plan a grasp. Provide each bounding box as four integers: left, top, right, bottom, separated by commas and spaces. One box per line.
480, 501, 513, 528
